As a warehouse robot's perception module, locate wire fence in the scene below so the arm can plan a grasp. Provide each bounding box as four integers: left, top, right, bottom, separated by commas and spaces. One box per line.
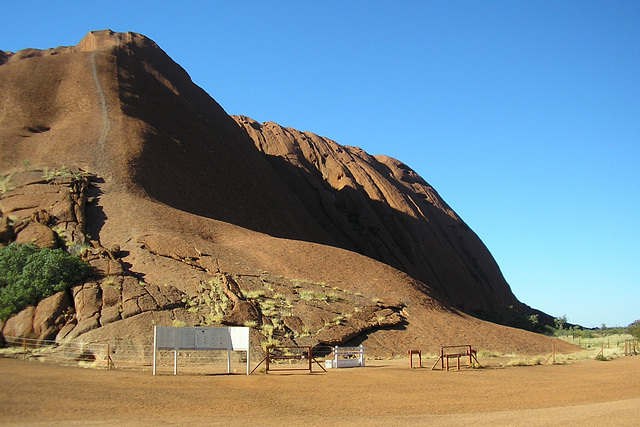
557, 334, 639, 353
1, 336, 338, 374
2, 336, 244, 373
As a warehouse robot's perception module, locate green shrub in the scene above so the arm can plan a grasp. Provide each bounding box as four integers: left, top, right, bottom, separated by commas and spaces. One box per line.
0, 243, 91, 321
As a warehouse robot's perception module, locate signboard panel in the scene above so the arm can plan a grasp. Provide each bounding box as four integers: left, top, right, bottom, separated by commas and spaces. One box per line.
195, 327, 230, 349
229, 326, 250, 351
153, 326, 251, 375
157, 327, 242, 350
194, 327, 211, 349
214, 329, 230, 349
178, 327, 196, 350
156, 327, 177, 350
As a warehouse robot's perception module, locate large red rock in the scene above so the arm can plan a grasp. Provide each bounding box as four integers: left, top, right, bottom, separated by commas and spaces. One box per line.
2, 306, 36, 339
234, 116, 519, 315
33, 291, 73, 341
15, 221, 57, 248
222, 300, 262, 326
73, 283, 102, 322
0, 30, 568, 356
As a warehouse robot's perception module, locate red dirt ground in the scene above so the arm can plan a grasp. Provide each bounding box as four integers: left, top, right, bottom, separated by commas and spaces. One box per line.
2, 355, 639, 426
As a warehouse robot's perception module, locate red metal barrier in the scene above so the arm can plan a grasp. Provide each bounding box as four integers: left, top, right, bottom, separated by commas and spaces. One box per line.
251, 346, 326, 374
408, 349, 422, 368
431, 345, 480, 371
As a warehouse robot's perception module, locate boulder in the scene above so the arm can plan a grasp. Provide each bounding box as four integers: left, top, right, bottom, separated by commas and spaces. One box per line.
2, 306, 36, 339
15, 221, 57, 248
100, 277, 122, 308
73, 283, 102, 322
55, 320, 77, 342
223, 300, 262, 326
282, 315, 305, 335
100, 306, 121, 326
0, 193, 42, 218
33, 291, 73, 341
66, 314, 100, 341
46, 189, 76, 223
89, 258, 124, 277
121, 277, 145, 319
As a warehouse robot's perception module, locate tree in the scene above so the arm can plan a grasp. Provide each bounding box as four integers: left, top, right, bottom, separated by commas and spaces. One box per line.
554, 315, 567, 332
0, 242, 91, 321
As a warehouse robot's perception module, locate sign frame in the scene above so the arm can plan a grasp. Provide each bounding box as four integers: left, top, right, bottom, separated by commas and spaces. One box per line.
153, 326, 250, 375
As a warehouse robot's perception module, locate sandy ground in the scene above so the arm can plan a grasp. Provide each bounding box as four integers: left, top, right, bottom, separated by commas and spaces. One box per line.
2, 355, 639, 426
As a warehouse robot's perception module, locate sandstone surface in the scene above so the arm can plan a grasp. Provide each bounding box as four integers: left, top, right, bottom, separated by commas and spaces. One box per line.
0, 30, 569, 356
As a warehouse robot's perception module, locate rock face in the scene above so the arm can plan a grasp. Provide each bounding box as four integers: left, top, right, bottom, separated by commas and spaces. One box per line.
234, 116, 517, 314
0, 30, 562, 356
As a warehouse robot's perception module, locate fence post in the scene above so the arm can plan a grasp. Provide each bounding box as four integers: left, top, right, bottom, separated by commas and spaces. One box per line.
153, 326, 157, 375
23, 338, 26, 361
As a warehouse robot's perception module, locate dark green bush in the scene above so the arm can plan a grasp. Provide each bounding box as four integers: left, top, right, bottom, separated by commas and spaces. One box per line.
0, 242, 91, 321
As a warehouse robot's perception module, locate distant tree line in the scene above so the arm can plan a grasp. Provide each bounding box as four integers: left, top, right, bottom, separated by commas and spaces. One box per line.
477, 306, 640, 339
554, 316, 640, 339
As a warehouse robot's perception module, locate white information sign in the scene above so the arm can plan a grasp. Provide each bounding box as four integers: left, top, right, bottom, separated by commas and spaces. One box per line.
228, 327, 250, 351
153, 326, 250, 375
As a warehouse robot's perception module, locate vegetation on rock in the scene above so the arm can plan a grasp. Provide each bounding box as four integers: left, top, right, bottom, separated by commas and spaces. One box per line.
0, 242, 91, 321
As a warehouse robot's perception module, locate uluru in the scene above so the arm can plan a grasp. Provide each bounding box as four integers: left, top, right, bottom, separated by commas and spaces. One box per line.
0, 30, 573, 356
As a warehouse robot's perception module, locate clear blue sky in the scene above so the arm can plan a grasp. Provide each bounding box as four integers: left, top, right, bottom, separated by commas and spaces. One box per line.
3, 1, 638, 328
